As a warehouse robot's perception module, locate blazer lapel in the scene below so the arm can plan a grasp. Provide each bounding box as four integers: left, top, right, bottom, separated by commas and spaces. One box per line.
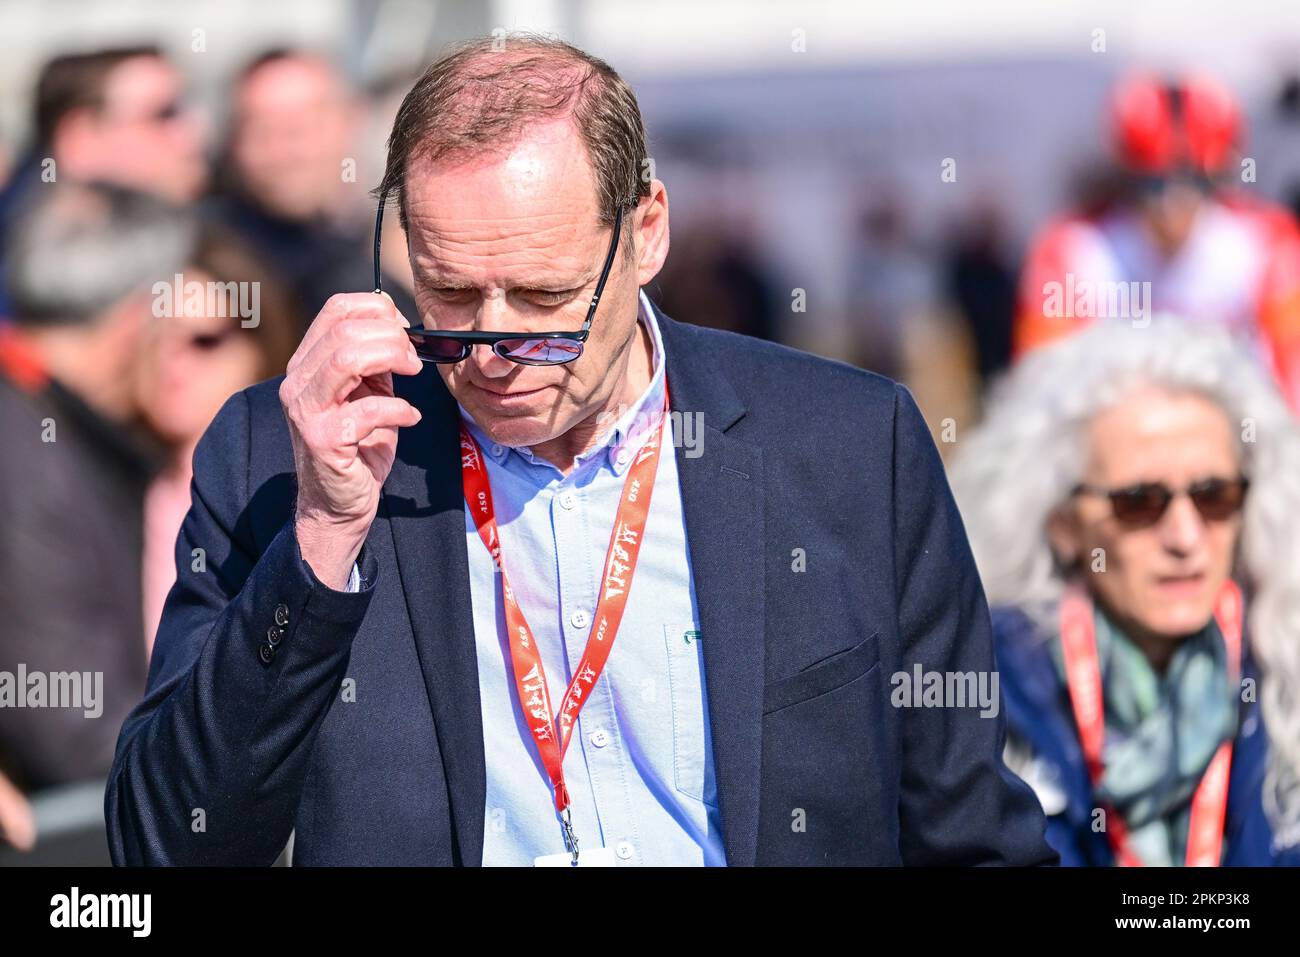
383, 366, 486, 865
659, 306, 767, 867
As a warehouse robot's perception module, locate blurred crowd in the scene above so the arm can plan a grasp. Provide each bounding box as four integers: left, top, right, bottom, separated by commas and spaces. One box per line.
0, 43, 411, 858
2, 39, 1300, 867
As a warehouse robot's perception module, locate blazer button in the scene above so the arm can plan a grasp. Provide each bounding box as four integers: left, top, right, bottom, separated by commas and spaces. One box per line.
258, 643, 276, 665
266, 625, 284, 647
274, 604, 290, 627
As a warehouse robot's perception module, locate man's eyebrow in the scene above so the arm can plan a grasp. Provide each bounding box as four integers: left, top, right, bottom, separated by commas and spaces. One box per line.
413, 265, 595, 292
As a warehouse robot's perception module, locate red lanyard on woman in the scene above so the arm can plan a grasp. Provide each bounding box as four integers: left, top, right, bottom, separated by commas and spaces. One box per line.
460, 388, 670, 861
1058, 581, 1243, 867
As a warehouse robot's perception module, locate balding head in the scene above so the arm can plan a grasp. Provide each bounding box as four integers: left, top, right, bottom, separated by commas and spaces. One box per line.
378, 34, 649, 236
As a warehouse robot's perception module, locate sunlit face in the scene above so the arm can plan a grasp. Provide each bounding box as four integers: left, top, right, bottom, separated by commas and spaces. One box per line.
1049, 387, 1243, 642
402, 119, 663, 449
94, 56, 207, 202
135, 268, 262, 446
232, 57, 356, 220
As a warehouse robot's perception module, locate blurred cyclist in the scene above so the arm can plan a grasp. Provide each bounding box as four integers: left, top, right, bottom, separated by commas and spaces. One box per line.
1015, 72, 1300, 410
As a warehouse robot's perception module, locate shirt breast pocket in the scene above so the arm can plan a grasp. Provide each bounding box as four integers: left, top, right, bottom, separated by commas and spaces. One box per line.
664, 623, 719, 809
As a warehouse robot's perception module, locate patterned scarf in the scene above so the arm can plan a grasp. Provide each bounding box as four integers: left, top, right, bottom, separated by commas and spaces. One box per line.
1055, 604, 1236, 866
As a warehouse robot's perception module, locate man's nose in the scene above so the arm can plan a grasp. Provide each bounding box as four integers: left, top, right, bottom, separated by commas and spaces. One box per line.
1157, 492, 1206, 556
466, 293, 517, 379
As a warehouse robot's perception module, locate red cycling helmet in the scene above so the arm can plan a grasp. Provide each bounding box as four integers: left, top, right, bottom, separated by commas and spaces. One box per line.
1110, 72, 1241, 176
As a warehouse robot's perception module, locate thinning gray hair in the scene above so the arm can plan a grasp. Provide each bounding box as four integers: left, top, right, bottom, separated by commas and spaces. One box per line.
949, 318, 1300, 847
5, 182, 194, 326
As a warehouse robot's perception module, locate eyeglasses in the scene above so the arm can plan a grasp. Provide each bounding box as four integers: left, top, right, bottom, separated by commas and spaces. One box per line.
1071, 476, 1250, 528
372, 187, 625, 366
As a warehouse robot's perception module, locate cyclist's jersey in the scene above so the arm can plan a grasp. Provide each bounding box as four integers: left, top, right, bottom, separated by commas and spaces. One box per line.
1014, 192, 1300, 409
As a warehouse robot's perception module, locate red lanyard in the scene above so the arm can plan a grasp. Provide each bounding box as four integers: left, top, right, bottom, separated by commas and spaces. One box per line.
1058, 581, 1243, 867
460, 388, 670, 848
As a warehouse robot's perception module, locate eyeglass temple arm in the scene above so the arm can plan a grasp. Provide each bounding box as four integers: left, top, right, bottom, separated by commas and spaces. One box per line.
584, 205, 624, 323
373, 188, 387, 295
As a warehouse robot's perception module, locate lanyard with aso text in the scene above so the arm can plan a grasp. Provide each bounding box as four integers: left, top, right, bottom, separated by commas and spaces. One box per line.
1058, 580, 1243, 867
460, 387, 670, 860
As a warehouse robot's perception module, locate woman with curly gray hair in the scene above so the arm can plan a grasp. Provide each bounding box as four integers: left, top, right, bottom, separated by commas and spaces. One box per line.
950, 318, 1300, 865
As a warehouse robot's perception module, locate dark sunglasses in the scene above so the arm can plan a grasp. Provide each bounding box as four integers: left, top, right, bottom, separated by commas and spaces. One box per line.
1071, 476, 1250, 527
372, 188, 624, 366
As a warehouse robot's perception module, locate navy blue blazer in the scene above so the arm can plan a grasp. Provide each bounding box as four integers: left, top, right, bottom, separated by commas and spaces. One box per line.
106, 302, 1055, 866
993, 604, 1300, 866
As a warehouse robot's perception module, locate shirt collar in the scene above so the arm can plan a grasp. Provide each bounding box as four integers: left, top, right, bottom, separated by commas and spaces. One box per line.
459, 288, 666, 478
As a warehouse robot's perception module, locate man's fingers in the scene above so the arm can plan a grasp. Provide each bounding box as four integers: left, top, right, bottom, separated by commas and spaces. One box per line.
288, 292, 410, 376
329, 395, 422, 447
297, 315, 416, 387
296, 329, 422, 410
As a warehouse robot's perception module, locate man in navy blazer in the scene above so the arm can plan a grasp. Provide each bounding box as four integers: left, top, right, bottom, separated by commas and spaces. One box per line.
106, 35, 1053, 866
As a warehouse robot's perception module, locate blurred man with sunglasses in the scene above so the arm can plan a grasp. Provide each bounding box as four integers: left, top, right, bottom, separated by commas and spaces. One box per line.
108, 35, 1054, 867
0, 46, 207, 319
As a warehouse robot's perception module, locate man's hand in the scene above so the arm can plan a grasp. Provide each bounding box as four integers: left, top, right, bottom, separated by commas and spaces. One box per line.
0, 769, 34, 851
280, 292, 423, 589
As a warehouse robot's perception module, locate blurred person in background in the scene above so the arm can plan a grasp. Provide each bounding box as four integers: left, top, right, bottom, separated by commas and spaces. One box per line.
136, 227, 298, 654
844, 196, 939, 382
1014, 73, 1300, 411
0, 183, 191, 843
847, 194, 977, 450
951, 320, 1300, 865
0, 46, 207, 316
209, 49, 377, 331
654, 226, 781, 342
944, 201, 1017, 390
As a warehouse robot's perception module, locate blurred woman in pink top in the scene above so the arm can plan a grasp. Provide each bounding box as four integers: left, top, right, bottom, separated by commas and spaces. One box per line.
136, 228, 297, 654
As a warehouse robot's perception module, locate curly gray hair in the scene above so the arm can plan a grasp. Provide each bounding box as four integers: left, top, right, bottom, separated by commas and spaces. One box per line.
949, 318, 1300, 846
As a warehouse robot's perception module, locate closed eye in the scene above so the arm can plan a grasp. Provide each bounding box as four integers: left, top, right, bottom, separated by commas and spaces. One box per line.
429, 286, 476, 304
517, 288, 581, 308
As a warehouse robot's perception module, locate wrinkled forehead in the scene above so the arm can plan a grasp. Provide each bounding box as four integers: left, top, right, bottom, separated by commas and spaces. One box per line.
1084, 387, 1239, 481
402, 119, 603, 244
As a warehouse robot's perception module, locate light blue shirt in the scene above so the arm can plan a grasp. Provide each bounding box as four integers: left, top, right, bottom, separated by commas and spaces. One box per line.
350, 290, 725, 866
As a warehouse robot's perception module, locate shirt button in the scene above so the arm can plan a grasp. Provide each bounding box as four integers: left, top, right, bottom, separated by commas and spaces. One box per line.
559, 492, 577, 510
490, 443, 504, 457
614, 449, 630, 468
590, 728, 609, 748
571, 610, 589, 629
615, 841, 635, 861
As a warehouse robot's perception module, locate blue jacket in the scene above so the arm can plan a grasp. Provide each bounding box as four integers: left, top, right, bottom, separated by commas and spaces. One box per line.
105, 302, 1055, 866
992, 604, 1300, 866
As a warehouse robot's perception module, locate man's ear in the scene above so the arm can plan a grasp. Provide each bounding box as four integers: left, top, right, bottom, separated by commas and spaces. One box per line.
1046, 504, 1080, 570
633, 178, 669, 287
